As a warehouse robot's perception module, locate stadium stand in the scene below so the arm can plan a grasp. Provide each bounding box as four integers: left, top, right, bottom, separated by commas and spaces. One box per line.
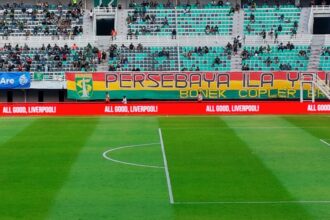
107, 44, 232, 71
180, 46, 231, 71
0, 0, 328, 81
0, 43, 101, 74
241, 43, 311, 71
108, 44, 178, 71
319, 46, 330, 70
126, 2, 235, 36
0, 2, 83, 38
176, 8, 233, 36
243, 4, 300, 36
126, 9, 176, 36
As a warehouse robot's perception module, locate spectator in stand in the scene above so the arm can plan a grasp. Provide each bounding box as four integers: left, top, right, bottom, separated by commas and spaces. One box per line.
249, 13, 255, 23
261, 29, 266, 41
291, 28, 297, 38
89, 10, 93, 20
137, 43, 143, 51
162, 17, 169, 27
268, 29, 274, 39
322, 47, 330, 56
213, 56, 221, 65
102, 51, 107, 60
172, 29, 177, 39
299, 50, 307, 58
278, 42, 284, 52
72, 43, 78, 50
246, 24, 252, 34
97, 50, 102, 64
127, 29, 133, 40
228, 6, 235, 15
111, 29, 117, 40
274, 30, 278, 43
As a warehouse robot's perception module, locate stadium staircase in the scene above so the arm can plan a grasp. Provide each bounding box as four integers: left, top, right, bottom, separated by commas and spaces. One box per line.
298, 7, 311, 34
230, 9, 244, 71
97, 64, 109, 71
232, 10, 244, 37
230, 48, 242, 71
116, 9, 129, 37
308, 35, 325, 70
83, 13, 95, 40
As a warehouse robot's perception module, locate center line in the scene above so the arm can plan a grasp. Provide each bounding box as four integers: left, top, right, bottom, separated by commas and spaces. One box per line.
159, 128, 175, 204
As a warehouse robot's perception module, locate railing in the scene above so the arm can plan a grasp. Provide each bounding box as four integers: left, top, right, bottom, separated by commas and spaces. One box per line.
94, 6, 116, 13
324, 35, 330, 44
311, 5, 330, 11
315, 74, 330, 99
244, 34, 313, 45
30, 72, 65, 81
300, 72, 330, 102
113, 35, 236, 46
308, 7, 314, 34
0, 35, 93, 47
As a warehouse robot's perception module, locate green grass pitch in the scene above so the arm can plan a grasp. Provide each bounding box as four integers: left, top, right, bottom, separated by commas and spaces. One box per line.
1, 115, 330, 219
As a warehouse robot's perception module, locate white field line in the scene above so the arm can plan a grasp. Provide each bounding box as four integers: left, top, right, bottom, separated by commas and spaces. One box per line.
320, 139, 330, 146
102, 143, 164, 169
174, 200, 330, 205
158, 128, 175, 204
162, 127, 330, 130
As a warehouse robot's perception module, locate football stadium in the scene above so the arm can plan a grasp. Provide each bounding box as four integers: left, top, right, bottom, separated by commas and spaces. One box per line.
1, 0, 330, 219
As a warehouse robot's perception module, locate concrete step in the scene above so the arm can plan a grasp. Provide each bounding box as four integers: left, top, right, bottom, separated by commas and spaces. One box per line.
308, 35, 325, 70
298, 7, 311, 34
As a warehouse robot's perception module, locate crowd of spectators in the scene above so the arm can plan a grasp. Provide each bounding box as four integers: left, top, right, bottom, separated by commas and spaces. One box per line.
126, 6, 174, 37
321, 47, 330, 56
108, 43, 171, 71
243, 0, 296, 8
129, 0, 174, 9
128, 0, 238, 9
127, 0, 239, 37
0, 2, 84, 38
225, 36, 242, 55
0, 43, 102, 72
181, 46, 211, 71
241, 41, 308, 71
246, 14, 298, 37
108, 44, 123, 71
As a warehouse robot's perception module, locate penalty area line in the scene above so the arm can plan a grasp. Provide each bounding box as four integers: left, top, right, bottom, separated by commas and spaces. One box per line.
158, 128, 175, 204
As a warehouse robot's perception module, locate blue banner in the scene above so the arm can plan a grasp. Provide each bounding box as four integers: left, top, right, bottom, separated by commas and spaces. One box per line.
0, 72, 31, 89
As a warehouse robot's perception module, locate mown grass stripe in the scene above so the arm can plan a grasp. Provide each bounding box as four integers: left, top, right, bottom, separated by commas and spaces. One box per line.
0, 118, 99, 220
0, 118, 36, 146
223, 115, 330, 219
159, 116, 313, 219
48, 117, 174, 220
